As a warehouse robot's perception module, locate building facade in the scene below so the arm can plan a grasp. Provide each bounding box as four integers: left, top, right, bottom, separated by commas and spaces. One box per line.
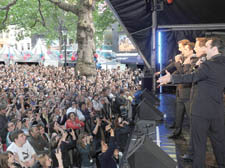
0, 25, 32, 52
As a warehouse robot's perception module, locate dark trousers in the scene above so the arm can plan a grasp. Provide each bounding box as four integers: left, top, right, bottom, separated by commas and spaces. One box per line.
174, 99, 190, 134
192, 115, 225, 168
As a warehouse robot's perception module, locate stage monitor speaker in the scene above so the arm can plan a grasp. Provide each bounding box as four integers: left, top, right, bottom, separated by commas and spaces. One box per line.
134, 120, 156, 140
127, 135, 177, 168
141, 88, 160, 105
142, 76, 153, 92
136, 98, 163, 121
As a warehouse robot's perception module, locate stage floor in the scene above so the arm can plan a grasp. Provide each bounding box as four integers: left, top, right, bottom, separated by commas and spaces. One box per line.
157, 94, 218, 168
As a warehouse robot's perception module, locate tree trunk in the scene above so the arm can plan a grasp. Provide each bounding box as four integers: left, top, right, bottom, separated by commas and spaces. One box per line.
75, 0, 96, 77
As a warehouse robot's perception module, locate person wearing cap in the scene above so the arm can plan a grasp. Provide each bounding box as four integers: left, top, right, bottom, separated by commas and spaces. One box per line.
66, 101, 85, 121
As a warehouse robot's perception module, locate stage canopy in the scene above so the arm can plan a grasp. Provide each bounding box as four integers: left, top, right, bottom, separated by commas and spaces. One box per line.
105, 0, 225, 67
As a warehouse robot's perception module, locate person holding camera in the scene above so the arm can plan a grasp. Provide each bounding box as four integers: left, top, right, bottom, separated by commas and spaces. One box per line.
115, 117, 131, 153
66, 112, 85, 131
51, 128, 76, 168
91, 117, 104, 168
77, 133, 96, 168
98, 125, 117, 168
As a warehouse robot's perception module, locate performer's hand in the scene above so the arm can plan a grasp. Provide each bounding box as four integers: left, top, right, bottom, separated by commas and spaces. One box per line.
157, 70, 171, 86
154, 71, 160, 76
196, 59, 203, 66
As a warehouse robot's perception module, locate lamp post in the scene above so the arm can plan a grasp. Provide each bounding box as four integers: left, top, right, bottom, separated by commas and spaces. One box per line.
62, 26, 68, 72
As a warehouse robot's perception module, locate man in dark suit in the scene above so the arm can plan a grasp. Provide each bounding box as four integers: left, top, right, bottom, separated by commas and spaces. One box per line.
181, 37, 208, 161
155, 39, 190, 132
157, 37, 225, 168
168, 42, 195, 139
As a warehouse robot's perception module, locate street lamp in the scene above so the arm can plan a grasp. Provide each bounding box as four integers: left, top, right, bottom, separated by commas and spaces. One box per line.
62, 26, 68, 71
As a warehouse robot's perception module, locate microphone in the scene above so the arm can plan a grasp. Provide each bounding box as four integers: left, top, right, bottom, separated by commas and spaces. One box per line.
201, 56, 207, 62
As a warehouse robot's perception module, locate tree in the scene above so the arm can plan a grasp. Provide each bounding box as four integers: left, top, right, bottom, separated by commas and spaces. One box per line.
0, 0, 116, 77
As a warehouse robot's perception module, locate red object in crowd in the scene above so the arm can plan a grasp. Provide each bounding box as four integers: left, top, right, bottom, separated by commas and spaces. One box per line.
94, 53, 98, 58
71, 55, 76, 61
47, 51, 52, 55
167, 0, 173, 4
3, 144, 7, 151
66, 117, 85, 130
24, 55, 27, 60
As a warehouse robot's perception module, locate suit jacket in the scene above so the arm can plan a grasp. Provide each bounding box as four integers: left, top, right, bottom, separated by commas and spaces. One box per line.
172, 54, 225, 119
174, 60, 192, 101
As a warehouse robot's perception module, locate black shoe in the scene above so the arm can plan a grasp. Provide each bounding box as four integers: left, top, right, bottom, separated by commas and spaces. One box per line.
168, 133, 180, 139
181, 154, 193, 162
169, 124, 176, 129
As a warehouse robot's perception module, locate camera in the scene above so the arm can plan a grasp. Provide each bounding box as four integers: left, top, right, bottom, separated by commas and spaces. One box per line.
97, 113, 104, 120
65, 128, 72, 133
111, 122, 115, 129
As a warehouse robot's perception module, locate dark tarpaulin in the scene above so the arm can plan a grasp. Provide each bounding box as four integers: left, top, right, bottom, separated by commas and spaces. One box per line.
158, 0, 225, 25
106, 0, 225, 66
106, 0, 152, 63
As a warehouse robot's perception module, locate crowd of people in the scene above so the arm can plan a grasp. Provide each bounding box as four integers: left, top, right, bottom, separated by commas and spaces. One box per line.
157, 37, 225, 168
0, 64, 143, 168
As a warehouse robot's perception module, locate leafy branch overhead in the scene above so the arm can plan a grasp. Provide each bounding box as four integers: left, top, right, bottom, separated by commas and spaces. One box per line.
0, 0, 116, 46
0, 0, 17, 26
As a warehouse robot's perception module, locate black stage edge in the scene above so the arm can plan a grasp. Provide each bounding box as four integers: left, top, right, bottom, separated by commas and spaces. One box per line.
120, 92, 177, 168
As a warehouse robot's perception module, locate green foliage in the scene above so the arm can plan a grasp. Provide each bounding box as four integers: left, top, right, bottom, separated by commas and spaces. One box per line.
93, 1, 116, 47
0, 0, 116, 47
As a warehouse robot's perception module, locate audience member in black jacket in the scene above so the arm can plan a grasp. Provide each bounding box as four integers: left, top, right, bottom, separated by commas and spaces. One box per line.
99, 126, 117, 168
115, 117, 130, 153
0, 100, 9, 144
51, 129, 76, 168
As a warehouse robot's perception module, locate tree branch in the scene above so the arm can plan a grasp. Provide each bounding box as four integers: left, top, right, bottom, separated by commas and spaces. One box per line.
30, 19, 38, 28
2, 7, 10, 25
0, 0, 17, 10
38, 0, 46, 27
48, 0, 79, 15
0, 0, 18, 26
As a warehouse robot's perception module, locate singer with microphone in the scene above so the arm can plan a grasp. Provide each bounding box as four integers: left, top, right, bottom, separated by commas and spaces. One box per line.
157, 37, 225, 168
